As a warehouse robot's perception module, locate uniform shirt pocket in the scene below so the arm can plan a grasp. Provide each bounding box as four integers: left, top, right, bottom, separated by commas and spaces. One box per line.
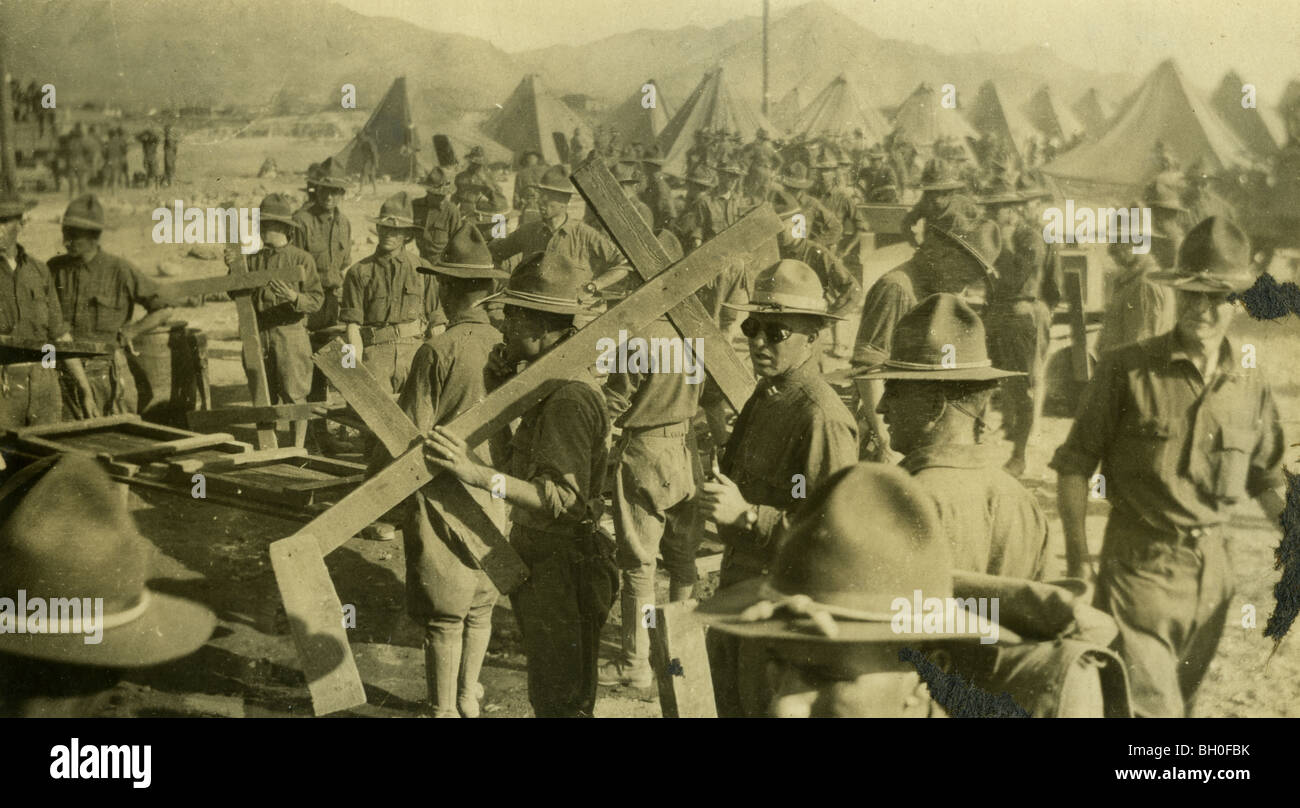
89, 292, 126, 334
1211, 426, 1255, 504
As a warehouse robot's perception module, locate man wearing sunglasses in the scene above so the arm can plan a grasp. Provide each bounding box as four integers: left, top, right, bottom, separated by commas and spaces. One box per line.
1051, 217, 1287, 717
698, 258, 858, 716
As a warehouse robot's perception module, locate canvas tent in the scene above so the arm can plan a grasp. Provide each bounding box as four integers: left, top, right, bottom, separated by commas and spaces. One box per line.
602, 79, 672, 150
789, 73, 890, 144
965, 80, 1035, 164
890, 82, 979, 160
1021, 84, 1085, 144
771, 86, 803, 132
332, 76, 424, 180
1071, 88, 1109, 138
1042, 60, 1256, 199
482, 73, 592, 166
1211, 71, 1278, 158
656, 67, 782, 177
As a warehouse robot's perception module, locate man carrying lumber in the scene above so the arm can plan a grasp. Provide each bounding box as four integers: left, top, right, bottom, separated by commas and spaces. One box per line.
394, 224, 509, 718
422, 251, 615, 718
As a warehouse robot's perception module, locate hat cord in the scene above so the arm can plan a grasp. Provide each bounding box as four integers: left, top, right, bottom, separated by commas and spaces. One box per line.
738, 583, 899, 639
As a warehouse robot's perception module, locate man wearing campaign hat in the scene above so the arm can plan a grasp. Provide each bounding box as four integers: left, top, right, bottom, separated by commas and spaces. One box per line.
900, 157, 967, 248
412, 166, 462, 267
851, 196, 1001, 461
859, 293, 1048, 579
583, 162, 652, 232
780, 160, 842, 249
0, 190, 94, 428
1094, 203, 1175, 355
49, 194, 175, 419
1051, 217, 1286, 718
1143, 176, 1188, 270
0, 454, 216, 716
697, 258, 858, 716
243, 193, 324, 448
341, 192, 442, 396
697, 462, 1011, 717
677, 161, 742, 253
488, 166, 624, 282
860, 146, 900, 203
423, 251, 614, 718
384, 224, 510, 717
293, 157, 352, 336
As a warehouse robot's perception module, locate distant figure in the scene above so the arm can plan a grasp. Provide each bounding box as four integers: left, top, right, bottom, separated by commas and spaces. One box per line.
357, 131, 379, 194
63, 124, 88, 198
136, 128, 160, 189
568, 128, 585, 164
162, 125, 179, 187
104, 127, 129, 191
257, 157, 279, 178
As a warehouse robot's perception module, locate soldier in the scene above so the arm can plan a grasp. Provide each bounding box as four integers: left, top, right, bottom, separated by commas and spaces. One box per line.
982, 189, 1062, 478
696, 462, 1009, 717
773, 191, 861, 355
698, 258, 859, 716
673, 165, 717, 251
569, 128, 587, 164
392, 225, 510, 718
779, 161, 842, 248
677, 161, 742, 252
357, 130, 379, 195
862, 293, 1049, 579
64, 123, 88, 198
341, 192, 440, 396
240, 193, 323, 447
1094, 204, 1176, 355
136, 128, 160, 190
488, 166, 624, 282
49, 195, 175, 419
1180, 159, 1236, 229
1051, 217, 1286, 718
512, 150, 547, 215
1144, 175, 1187, 269
614, 162, 653, 227
900, 158, 967, 247
860, 146, 900, 203
0, 455, 216, 717
639, 149, 679, 233
851, 197, 1000, 461
162, 125, 179, 187
423, 252, 614, 718
742, 128, 782, 203
455, 146, 492, 197
292, 157, 352, 334
596, 236, 704, 690
411, 166, 462, 267
0, 191, 91, 429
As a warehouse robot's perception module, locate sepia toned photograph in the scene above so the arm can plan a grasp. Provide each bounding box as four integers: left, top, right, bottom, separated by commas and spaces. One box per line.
0, 0, 1297, 741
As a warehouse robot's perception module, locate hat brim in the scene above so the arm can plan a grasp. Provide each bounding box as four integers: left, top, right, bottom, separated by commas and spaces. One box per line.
1149, 271, 1255, 292
929, 227, 997, 273
853, 364, 1024, 381
535, 183, 575, 195
419, 182, 454, 192
781, 178, 812, 190
696, 579, 1017, 645
261, 214, 303, 229
480, 290, 583, 315
0, 589, 216, 667
721, 301, 847, 321
0, 200, 38, 218
919, 181, 966, 192
61, 217, 105, 231
423, 262, 510, 280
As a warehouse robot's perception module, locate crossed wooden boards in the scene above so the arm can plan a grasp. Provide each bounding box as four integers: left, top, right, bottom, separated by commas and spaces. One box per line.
267, 157, 776, 715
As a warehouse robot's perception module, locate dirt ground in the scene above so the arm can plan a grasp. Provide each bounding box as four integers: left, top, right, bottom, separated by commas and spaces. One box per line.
15, 133, 1300, 717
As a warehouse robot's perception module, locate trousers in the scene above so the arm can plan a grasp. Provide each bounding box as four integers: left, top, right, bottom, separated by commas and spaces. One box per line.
60, 350, 136, 418
1093, 517, 1233, 717
985, 299, 1050, 445
0, 362, 62, 429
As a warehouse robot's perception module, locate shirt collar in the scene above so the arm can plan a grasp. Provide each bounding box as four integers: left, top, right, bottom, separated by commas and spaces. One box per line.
760, 354, 820, 395
898, 442, 995, 474
1166, 329, 1235, 371
447, 307, 491, 328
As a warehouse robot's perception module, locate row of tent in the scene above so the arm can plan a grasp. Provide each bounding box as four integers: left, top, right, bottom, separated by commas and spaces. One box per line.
332, 60, 1296, 200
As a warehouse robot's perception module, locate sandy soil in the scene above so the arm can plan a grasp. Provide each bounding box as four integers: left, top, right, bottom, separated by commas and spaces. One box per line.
16, 134, 1300, 717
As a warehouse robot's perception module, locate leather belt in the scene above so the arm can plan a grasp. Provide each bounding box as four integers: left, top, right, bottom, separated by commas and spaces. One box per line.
622, 421, 691, 438
360, 320, 423, 346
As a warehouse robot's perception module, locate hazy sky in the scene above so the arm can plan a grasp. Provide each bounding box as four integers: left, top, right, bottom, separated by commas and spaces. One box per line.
335, 0, 1298, 101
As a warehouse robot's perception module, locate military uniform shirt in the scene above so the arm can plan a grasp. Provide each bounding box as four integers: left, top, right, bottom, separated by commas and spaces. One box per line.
1050, 331, 1285, 537
851, 256, 931, 366
339, 249, 437, 326
1094, 255, 1176, 355
292, 205, 352, 290
901, 443, 1049, 580
50, 249, 164, 341
411, 194, 462, 266
603, 316, 704, 429
489, 215, 624, 279
0, 246, 65, 341
244, 243, 324, 326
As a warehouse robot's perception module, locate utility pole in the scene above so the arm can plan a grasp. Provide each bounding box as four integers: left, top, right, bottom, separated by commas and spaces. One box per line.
0, 34, 17, 193
761, 0, 770, 116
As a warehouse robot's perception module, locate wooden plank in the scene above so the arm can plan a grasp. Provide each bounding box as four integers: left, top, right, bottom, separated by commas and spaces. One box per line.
227, 252, 278, 449
0, 334, 115, 357
572, 157, 757, 412
168, 446, 307, 474
155, 264, 299, 302
282, 475, 365, 493
300, 446, 431, 554
107, 433, 248, 463
15, 413, 141, 437
1065, 270, 1091, 382
187, 402, 321, 431
649, 599, 717, 718
267, 532, 367, 716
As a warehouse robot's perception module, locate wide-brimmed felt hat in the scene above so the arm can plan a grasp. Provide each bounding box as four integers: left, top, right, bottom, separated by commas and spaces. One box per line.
612, 162, 642, 185
640, 146, 665, 167
0, 455, 216, 666
309, 157, 349, 191
482, 250, 584, 314
723, 258, 845, 320
918, 158, 966, 192
418, 166, 454, 193
712, 160, 744, 177
770, 188, 803, 220
780, 161, 814, 190
686, 165, 718, 188
424, 223, 509, 280
535, 165, 576, 195
0, 190, 38, 220
369, 191, 422, 232
698, 462, 1016, 644
927, 196, 1002, 273
258, 193, 302, 229
1152, 216, 1256, 292
855, 293, 1023, 381
61, 194, 106, 231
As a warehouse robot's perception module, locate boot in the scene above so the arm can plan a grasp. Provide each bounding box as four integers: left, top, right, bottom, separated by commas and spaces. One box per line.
424, 624, 462, 718
458, 602, 493, 718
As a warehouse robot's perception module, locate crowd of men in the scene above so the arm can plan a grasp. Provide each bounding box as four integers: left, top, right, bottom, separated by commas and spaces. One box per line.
1, 91, 1297, 718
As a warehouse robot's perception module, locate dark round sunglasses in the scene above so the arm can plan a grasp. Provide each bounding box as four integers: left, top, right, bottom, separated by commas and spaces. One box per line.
740, 318, 794, 344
